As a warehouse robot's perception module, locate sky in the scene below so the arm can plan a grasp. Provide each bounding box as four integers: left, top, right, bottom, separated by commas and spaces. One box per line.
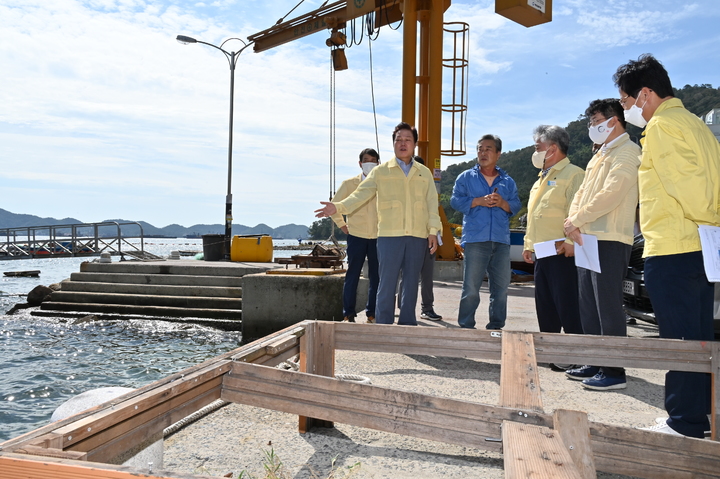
1, 0, 719, 229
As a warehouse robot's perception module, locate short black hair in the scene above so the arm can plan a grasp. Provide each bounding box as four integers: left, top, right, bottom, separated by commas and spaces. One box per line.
613, 53, 674, 99
585, 98, 627, 129
392, 122, 418, 143
477, 134, 502, 153
358, 148, 379, 162
414, 155, 425, 165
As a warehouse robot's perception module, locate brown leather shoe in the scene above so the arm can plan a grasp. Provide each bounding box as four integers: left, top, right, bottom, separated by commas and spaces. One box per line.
366, 316, 375, 324
342, 316, 355, 323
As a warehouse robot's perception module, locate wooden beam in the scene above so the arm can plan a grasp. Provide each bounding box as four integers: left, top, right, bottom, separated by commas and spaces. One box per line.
221, 361, 720, 478
554, 409, 596, 479
331, 324, 715, 373
222, 361, 552, 451
589, 422, 720, 478
0, 453, 209, 479
297, 321, 335, 431
502, 420, 582, 478
499, 332, 543, 412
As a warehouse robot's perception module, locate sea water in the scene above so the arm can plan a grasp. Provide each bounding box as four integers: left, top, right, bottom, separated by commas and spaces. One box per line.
0, 238, 313, 442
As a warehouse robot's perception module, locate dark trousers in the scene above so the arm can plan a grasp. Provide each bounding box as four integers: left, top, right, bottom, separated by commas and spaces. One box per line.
534, 254, 583, 334
420, 249, 436, 313
645, 251, 714, 438
376, 236, 427, 325
398, 248, 436, 313
578, 241, 631, 378
342, 234, 379, 319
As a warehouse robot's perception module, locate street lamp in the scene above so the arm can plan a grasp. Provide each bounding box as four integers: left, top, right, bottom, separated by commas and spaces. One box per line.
176, 34, 253, 260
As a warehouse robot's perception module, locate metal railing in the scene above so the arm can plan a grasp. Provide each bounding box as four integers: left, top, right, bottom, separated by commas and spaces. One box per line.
0, 221, 145, 260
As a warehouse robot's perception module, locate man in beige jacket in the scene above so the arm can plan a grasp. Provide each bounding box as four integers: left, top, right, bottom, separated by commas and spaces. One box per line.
563, 98, 641, 391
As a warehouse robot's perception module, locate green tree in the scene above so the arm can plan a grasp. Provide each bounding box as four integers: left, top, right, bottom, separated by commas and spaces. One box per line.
308, 217, 347, 240
437, 84, 719, 228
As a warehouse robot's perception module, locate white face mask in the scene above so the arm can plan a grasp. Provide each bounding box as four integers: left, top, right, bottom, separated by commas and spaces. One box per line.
588, 118, 615, 145
361, 162, 377, 175
624, 94, 648, 128
531, 150, 547, 169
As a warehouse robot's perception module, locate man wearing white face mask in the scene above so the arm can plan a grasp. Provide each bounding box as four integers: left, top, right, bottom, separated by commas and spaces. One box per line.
614, 54, 720, 438
330, 148, 380, 323
523, 125, 585, 345
562, 99, 641, 391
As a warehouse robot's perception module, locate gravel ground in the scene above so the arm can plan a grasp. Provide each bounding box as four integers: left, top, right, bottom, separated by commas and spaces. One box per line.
163, 282, 665, 478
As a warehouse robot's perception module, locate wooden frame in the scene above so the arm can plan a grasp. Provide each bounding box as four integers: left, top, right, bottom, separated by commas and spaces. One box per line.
2, 321, 719, 478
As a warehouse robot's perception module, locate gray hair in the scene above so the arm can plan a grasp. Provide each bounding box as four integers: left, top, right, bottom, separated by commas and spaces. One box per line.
477, 134, 502, 153
533, 125, 569, 155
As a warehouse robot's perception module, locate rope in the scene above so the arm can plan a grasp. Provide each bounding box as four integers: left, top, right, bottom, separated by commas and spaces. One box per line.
163, 398, 228, 437
278, 355, 372, 384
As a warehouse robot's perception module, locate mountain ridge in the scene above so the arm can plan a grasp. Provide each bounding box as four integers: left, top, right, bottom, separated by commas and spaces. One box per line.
0, 209, 309, 239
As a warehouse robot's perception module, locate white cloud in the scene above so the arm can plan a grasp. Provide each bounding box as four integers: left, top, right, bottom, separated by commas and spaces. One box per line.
0, 0, 718, 227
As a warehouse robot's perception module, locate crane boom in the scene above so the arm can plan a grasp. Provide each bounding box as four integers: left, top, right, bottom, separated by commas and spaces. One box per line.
248, 0, 403, 53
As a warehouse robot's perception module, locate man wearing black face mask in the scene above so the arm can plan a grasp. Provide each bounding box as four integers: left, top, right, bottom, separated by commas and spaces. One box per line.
562, 99, 641, 391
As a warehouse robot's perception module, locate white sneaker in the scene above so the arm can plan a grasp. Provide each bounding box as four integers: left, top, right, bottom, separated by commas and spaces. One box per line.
655, 417, 711, 438
641, 419, 682, 436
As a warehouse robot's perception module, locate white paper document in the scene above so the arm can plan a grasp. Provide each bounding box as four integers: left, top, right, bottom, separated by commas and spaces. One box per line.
575, 234, 601, 273
699, 225, 720, 282
533, 238, 565, 259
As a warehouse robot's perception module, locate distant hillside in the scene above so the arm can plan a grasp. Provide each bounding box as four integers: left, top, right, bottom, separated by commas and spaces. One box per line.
0, 209, 309, 239
440, 83, 720, 227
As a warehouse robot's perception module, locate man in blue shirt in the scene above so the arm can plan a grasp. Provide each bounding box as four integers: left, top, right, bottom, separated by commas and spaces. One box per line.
451, 134, 521, 329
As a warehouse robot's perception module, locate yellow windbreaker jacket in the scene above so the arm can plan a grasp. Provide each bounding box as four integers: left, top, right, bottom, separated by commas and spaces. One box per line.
567, 133, 641, 245
638, 98, 720, 257
330, 174, 378, 240
334, 158, 441, 239
524, 157, 585, 251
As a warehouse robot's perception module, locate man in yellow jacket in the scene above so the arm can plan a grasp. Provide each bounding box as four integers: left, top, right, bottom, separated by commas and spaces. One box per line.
315, 123, 441, 325
615, 54, 720, 438
522, 125, 585, 342
563, 99, 641, 391
330, 148, 380, 324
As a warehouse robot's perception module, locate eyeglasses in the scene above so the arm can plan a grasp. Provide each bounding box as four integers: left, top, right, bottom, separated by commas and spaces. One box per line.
587, 117, 607, 128
619, 95, 631, 107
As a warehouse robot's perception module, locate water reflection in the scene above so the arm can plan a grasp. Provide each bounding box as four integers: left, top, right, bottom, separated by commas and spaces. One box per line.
0, 309, 240, 441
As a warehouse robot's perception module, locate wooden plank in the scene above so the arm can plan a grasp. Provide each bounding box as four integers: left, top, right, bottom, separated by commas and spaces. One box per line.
499, 332, 543, 412
11, 445, 87, 461
554, 409, 595, 479
73, 379, 221, 461
502, 420, 582, 478
53, 366, 228, 449
222, 361, 553, 452
266, 268, 345, 276
589, 421, 720, 478
532, 332, 713, 373
0, 453, 210, 479
83, 388, 221, 464
265, 335, 299, 356
332, 324, 714, 373
297, 321, 335, 431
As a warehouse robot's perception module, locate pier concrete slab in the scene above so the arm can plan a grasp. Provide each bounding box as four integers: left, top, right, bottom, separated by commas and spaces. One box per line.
241, 272, 368, 341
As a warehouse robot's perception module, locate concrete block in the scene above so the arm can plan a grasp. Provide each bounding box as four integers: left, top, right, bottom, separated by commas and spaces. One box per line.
241, 273, 367, 341
362, 259, 464, 282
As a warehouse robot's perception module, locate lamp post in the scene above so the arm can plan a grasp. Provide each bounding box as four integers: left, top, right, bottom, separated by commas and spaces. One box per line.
176, 34, 253, 260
